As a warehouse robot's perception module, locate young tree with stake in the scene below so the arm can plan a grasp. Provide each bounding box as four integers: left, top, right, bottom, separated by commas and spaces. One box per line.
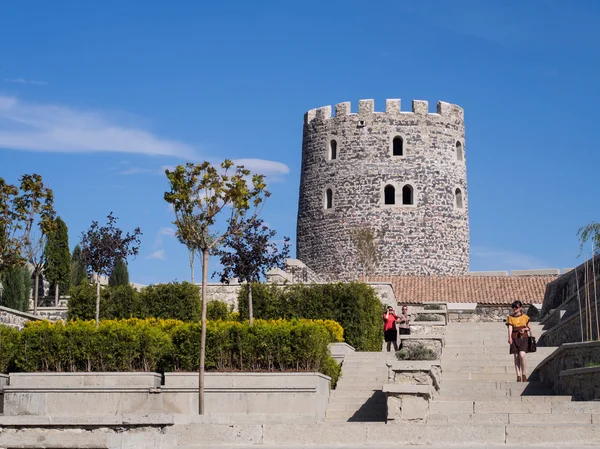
214, 218, 290, 324
44, 216, 71, 305
164, 160, 268, 415
79, 212, 142, 325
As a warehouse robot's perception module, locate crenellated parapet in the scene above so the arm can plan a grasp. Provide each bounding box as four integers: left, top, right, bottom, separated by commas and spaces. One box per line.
304, 99, 464, 125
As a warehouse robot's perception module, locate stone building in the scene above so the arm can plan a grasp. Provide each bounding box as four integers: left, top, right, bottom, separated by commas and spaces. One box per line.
297, 98, 469, 279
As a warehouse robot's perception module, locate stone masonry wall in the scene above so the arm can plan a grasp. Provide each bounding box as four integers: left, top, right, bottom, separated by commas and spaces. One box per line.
297, 99, 469, 279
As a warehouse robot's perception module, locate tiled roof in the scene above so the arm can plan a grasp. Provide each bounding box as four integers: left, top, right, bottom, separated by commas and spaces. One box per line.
367, 275, 559, 305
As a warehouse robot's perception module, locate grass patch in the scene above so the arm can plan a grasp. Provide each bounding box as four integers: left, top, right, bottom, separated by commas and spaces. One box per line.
396, 345, 437, 361
423, 304, 443, 310
415, 313, 443, 321
584, 361, 600, 368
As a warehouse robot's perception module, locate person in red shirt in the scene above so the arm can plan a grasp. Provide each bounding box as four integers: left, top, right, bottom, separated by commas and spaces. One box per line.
383, 305, 399, 352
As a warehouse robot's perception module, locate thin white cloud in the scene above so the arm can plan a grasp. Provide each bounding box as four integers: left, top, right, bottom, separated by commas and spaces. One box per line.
5, 78, 48, 85
0, 94, 198, 158
471, 246, 550, 270
146, 249, 165, 260
234, 158, 290, 182
159, 227, 176, 237
117, 167, 155, 175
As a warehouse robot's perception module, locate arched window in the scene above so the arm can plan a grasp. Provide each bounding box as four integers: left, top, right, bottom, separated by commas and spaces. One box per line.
325, 188, 333, 209
456, 141, 463, 161
384, 185, 395, 205
330, 140, 338, 160
455, 188, 463, 209
402, 185, 414, 205
393, 136, 404, 156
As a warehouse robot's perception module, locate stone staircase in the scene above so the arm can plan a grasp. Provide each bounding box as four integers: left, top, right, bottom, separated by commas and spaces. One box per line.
324, 321, 600, 444
325, 350, 394, 422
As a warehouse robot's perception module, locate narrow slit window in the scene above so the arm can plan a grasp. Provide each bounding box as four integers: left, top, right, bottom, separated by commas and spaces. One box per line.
330, 140, 338, 160
325, 189, 333, 209
456, 141, 463, 161
455, 188, 463, 209
402, 185, 414, 205
384, 185, 395, 205
393, 136, 404, 156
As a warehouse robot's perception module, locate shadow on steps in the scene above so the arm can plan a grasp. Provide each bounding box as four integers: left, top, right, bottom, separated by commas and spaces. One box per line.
347, 390, 386, 422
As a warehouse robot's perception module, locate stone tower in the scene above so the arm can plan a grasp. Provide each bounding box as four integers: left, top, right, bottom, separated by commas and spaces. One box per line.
296, 98, 469, 279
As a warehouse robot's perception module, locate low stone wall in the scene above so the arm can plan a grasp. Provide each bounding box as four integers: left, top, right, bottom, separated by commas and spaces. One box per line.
448, 304, 541, 323
0, 306, 44, 329
3, 372, 331, 423
399, 335, 444, 359
33, 306, 68, 321
532, 341, 600, 399
205, 283, 242, 311
328, 342, 355, 364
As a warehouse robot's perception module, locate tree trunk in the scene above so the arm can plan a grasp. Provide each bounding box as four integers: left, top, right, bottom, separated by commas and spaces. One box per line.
248, 282, 253, 326
190, 249, 195, 285
33, 272, 39, 315
199, 248, 209, 414
95, 273, 101, 327
54, 283, 59, 307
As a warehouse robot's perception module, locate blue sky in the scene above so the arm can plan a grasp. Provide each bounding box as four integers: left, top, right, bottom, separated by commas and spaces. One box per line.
1, 0, 599, 284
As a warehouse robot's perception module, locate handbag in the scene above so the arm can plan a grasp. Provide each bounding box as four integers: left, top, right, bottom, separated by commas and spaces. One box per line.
527, 333, 537, 353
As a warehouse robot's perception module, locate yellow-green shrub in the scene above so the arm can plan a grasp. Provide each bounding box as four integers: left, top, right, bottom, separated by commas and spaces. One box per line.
0, 318, 340, 384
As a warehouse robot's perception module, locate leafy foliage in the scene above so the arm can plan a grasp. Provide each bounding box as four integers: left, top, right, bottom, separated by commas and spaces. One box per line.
109, 259, 130, 287
70, 245, 88, 287
0, 319, 341, 385
0, 174, 55, 273
396, 345, 437, 361
238, 282, 382, 351
0, 266, 31, 311
577, 221, 600, 257
44, 216, 71, 299
79, 212, 142, 324
206, 300, 231, 320
67, 282, 200, 322
214, 218, 290, 284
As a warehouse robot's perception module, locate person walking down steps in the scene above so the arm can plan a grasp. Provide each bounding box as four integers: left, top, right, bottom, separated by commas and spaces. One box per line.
506, 300, 531, 382
383, 305, 399, 352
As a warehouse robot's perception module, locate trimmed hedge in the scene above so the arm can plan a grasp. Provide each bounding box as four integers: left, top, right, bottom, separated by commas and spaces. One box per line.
0, 318, 342, 384
238, 282, 382, 351
68, 282, 200, 322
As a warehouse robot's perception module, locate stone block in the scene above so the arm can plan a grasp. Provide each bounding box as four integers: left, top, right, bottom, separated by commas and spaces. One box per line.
506, 424, 600, 444
429, 400, 473, 414
510, 413, 592, 424
263, 423, 368, 445
8, 372, 162, 388
552, 401, 600, 413
368, 423, 505, 444
474, 400, 551, 414
166, 423, 263, 446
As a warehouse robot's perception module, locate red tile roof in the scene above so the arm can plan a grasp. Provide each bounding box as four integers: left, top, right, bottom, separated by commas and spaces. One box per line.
367, 275, 558, 305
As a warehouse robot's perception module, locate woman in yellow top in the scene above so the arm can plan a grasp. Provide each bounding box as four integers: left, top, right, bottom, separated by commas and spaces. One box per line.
506, 300, 531, 382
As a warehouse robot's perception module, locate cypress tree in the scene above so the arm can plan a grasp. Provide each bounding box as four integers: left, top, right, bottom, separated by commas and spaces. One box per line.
109, 258, 130, 286
44, 217, 71, 304
0, 266, 31, 312
70, 245, 88, 287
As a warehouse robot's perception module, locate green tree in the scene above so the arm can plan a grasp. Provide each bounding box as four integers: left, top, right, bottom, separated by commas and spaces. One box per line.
0, 174, 55, 274
70, 245, 88, 287
577, 221, 600, 256
79, 212, 142, 325
44, 216, 71, 305
164, 160, 268, 414
214, 218, 290, 325
0, 266, 31, 311
109, 258, 130, 286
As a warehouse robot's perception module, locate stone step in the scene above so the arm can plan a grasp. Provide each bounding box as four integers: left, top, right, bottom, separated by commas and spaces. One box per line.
434, 394, 572, 402
443, 347, 556, 356
330, 389, 383, 398
430, 399, 591, 415
326, 401, 386, 412
442, 364, 539, 373
441, 359, 544, 367
325, 410, 386, 422
427, 413, 594, 425
327, 395, 386, 405
335, 381, 386, 389
442, 372, 527, 381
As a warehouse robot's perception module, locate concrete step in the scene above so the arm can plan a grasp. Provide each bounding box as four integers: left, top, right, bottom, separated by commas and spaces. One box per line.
335, 381, 386, 389
325, 409, 386, 422
442, 372, 522, 381
330, 389, 383, 398
427, 413, 594, 425
441, 364, 543, 373
327, 396, 386, 405
434, 394, 572, 402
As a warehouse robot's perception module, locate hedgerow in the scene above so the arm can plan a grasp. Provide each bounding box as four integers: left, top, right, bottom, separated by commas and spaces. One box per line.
0, 318, 341, 384
238, 282, 381, 351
